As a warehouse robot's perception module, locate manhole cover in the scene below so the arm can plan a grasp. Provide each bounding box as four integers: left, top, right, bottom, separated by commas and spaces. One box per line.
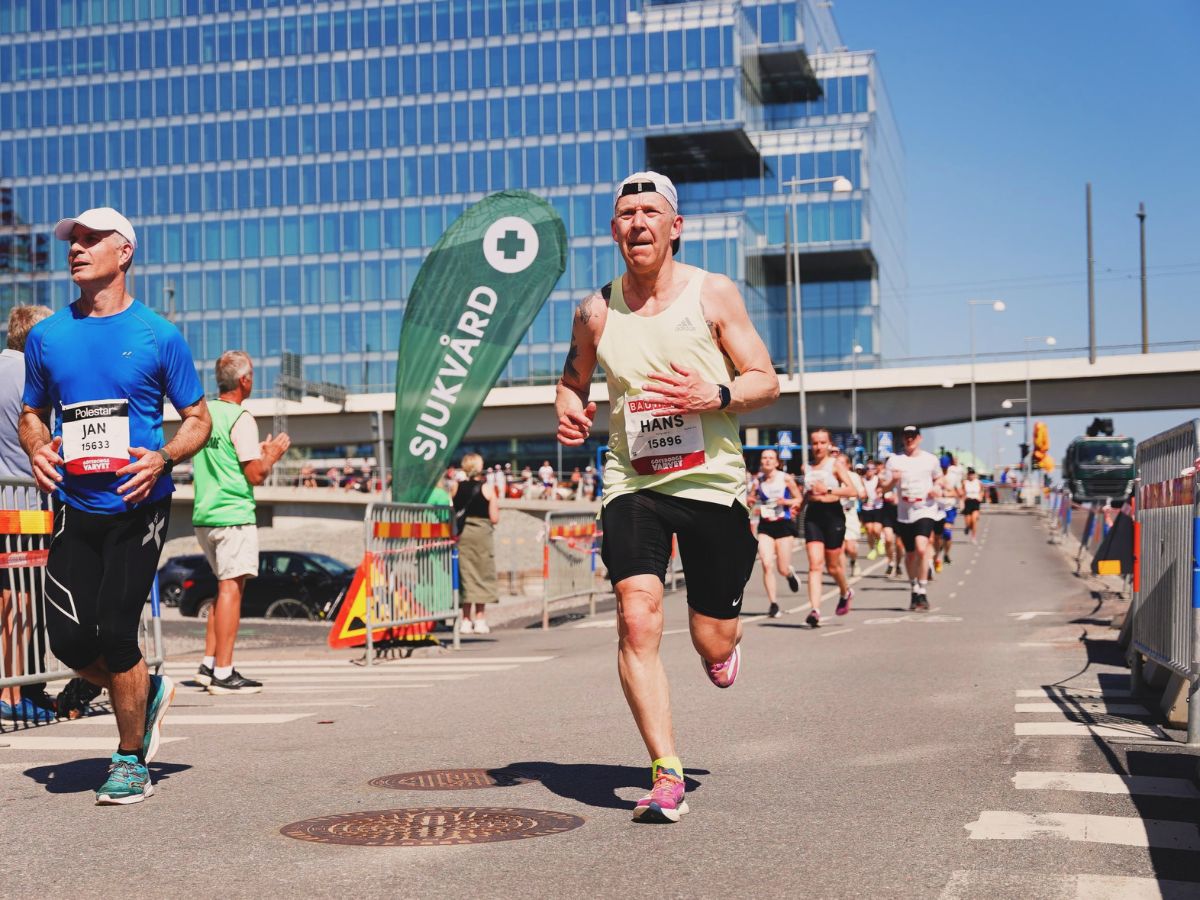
280, 807, 584, 846
369, 768, 535, 791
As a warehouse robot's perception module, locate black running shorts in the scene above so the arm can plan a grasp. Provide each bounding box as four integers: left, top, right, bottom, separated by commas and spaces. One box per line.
858, 508, 879, 525
880, 504, 899, 529
803, 502, 846, 550
44, 498, 171, 673
600, 491, 758, 620
963, 498, 981, 515
895, 517, 936, 551
757, 518, 799, 540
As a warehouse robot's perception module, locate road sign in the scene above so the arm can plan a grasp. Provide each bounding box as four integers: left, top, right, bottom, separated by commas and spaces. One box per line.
778, 430, 794, 446
779, 447, 793, 461
877, 430, 894, 457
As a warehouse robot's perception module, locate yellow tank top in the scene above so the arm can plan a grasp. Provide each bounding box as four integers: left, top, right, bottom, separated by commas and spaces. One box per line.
596, 267, 747, 508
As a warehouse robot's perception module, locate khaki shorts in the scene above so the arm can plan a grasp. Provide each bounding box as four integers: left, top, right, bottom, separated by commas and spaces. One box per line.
195, 525, 259, 581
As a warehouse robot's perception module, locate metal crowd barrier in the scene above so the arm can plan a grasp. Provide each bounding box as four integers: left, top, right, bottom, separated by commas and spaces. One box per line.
541, 509, 603, 629
1129, 420, 1200, 744
362, 501, 460, 662
0, 478, 164, 730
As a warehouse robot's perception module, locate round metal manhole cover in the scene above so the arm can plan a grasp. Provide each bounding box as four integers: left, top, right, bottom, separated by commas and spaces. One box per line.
369, 768, 536, 791
280, 807, 584, 846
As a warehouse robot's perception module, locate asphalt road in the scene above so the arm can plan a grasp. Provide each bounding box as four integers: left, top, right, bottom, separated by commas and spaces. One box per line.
2, 508, 1197, 899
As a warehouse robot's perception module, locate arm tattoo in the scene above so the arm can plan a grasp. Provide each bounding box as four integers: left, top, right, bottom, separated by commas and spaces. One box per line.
563, 334, 581, 383
576, 286, 608, 325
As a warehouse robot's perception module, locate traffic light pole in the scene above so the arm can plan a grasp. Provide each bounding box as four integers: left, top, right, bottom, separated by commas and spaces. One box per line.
374, 409, 388, 495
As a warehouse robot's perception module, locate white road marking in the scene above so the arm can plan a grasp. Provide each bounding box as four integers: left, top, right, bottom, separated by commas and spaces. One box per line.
940, 870, 1200, 900
1008, 611, 1056, 621
1015, 722, 1169, 739
62, 713, 314, 726
964, 568, 973, 575
172, 701, 374, 709
167, 665, 518, 675
820, 628, 854, 638
1016, 687, 1134, 698
207, 674, 474, 684
165, 656, 555, 667
781, 558, 886, 616
964, 810, 1200, 850
571, 619, 617, 629
0, 736, 187, 751
242, 685, 434, 693
1014, 771, 1200, 798
956, 580, 965, 587
948, 592, 957, 599
1014, 701, 1150, 715
1019, 641, 1079, 647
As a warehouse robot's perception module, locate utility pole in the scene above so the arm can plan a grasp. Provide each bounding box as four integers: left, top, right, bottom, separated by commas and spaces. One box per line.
1138, 202, 1148, 354
1086, 183, 1096, 364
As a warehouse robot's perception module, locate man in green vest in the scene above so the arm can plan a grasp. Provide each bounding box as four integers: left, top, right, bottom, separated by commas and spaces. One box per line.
192, 351, 290, 694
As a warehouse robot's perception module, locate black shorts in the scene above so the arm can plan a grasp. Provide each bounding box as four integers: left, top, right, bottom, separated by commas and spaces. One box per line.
880, 504, 898, 529
803, 502, 846, 550
757, 518, 799, 540
895, 517, 936, 551
963, 499, 981, 515
859, 508, 881, 525
44, 498, 171, 673
600, 491, 758, 620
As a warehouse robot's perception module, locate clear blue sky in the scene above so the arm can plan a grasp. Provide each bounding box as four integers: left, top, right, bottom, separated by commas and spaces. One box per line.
833, 0, 1200, 466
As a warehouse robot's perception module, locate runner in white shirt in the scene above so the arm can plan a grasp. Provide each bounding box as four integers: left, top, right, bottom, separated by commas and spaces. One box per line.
962, 467, 985, 542
934, 454, 965, 571
878, 425, 945, 611
860, 459, 886, 562
748, 448, 802, 619
839, 456, 868, 578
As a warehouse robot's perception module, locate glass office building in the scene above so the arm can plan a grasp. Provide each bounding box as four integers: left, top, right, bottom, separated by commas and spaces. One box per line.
0, 0, 904, 407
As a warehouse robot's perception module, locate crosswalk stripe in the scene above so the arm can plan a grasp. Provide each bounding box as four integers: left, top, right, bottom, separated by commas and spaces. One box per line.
1016, 687, 1134, 698
0, 736, 187, 751
164, 656, 554, 667
1015, 722, 1169, 739
1013, 771, 1200, 798
965, 811, 1200, 850
1014, 702, 1150, 715
940, 869, 1200, 900
61, 714, 313, 726
165, 665, 518, 675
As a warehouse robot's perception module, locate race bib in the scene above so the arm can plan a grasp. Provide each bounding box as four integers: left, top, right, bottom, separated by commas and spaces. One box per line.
760, 498, 783, 521
61, 399, 130, 475
624, 397, 704, 476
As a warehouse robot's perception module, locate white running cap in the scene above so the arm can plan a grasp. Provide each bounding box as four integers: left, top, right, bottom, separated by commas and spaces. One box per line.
615, 171, 678, 213
53, 207, 138, 250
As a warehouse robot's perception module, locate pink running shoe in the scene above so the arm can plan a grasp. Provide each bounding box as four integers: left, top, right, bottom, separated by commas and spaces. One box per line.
836, 589, 854, 616
633, 766, 689, 823
702, 644, 740, 689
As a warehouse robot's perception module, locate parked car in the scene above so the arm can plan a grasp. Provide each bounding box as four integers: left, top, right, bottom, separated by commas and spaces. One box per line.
157, 554, 209, 608
164, 551, 355, 621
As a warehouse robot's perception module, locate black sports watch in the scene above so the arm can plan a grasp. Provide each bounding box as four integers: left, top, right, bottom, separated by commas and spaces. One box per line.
157, 447, 175, 474
717, 384, 732, 410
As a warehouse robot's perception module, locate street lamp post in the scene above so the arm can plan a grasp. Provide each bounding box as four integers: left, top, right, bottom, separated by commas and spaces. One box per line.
967, 299, 1005, 466
1017, 335, 1056, 497
850, 342, 863, 441
783, 174, 853, 464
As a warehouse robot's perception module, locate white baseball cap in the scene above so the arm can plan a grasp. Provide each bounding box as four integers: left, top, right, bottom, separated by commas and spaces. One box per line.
53, 207, 138, 250
614, 171, 678, 213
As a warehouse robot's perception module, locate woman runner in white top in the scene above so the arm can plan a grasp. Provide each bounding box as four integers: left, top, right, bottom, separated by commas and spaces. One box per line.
800, 428, 860, 626
860, 460, 886, 562
962, 467, 984, 541
748, 448, 802, 618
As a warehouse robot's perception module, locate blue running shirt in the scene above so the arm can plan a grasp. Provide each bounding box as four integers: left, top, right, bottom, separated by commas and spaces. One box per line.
23, 300, 204, 514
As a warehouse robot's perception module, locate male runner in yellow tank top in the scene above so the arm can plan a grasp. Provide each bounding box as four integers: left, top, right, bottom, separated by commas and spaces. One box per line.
556, 171, 779, 823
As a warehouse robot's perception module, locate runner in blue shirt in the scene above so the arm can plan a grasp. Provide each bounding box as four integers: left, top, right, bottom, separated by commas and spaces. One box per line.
19, 207, 212, 806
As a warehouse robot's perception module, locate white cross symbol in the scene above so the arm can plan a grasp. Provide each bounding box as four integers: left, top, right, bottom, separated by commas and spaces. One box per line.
143, 513, 165, 549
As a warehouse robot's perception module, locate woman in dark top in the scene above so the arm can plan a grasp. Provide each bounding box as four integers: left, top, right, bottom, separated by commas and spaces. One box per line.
450, 452, 501, 635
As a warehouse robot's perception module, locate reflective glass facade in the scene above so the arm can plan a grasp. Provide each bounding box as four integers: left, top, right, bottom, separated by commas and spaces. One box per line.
0, 0, 903, 396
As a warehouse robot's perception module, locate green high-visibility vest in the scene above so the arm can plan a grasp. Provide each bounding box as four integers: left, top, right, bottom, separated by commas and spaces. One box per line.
192, 399, 256, 527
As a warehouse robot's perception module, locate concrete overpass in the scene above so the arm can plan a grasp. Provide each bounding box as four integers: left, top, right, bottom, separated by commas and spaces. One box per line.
165, 349, 1200, 446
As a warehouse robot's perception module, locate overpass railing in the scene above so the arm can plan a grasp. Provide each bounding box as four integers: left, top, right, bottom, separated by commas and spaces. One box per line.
1129, 420, 1200, 744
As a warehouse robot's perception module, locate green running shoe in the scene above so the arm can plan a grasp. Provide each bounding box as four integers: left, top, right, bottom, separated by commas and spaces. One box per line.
143, 674, 175, 763
95, 752, 154, 806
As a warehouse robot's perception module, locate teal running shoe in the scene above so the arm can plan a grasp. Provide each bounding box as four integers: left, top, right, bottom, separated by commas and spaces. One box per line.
95, 752, 154, 806
143, 674, 175, 763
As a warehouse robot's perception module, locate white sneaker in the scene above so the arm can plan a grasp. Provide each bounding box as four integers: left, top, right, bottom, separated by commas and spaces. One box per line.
473, 620, 491, 635
460, 618, 475, 634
